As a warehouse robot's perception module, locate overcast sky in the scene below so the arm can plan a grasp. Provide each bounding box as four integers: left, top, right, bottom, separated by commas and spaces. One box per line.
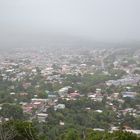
0, 0, 140, 43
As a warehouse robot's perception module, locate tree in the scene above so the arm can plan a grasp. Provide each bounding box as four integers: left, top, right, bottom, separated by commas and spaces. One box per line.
12, 121, 38, 140
0, 104, 24, 120
0, 122, 17, 140
63, 129, 81, 140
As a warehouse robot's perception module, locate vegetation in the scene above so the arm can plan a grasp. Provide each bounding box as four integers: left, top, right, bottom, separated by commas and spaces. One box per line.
0, 121, 140, 140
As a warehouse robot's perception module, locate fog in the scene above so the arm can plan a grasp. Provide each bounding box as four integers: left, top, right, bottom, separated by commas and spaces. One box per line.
0, 0, 140, 46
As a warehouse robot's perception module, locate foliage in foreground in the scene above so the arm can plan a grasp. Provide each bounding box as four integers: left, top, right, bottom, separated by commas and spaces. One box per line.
0, 121, 140, 140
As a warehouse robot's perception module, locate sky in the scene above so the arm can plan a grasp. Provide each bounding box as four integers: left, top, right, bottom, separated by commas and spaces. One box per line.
0, 0, 140, 43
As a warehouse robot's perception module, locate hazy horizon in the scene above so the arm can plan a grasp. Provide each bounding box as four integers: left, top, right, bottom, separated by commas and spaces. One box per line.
0, 0, 140, 46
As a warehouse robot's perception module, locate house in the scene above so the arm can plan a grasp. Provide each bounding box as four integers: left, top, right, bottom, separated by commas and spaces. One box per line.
22, 82, 31, 89
110, 126, 119, 131
31, 98, 48, 102
58, 86, 72, 97
111, 93, 119, 100
69, 92, 80, 98
19, 92, 28, 96
93, 128, 105, 132
88, 93, 103, 102
37, 113, 48, 122
22, 105, 33, 114
96, 88, 101, 94
48, 92, 58, 99
95, 110, 103, 113
54, 104, 65, 111
126, 130, 140, 135
122, 92, 137, 98
32, 101, 43, 108
59, 121, 65, 126
88, 94, 96, 99
10, 92, 16, 95
95, 95, 103, 102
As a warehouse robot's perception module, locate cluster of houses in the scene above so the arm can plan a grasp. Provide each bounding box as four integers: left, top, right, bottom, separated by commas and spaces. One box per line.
106, 75, 140, 86
1, 47, 140, 134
